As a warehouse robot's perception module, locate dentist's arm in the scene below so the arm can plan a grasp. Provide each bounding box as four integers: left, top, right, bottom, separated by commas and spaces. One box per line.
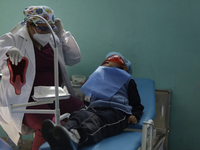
55, 18, 81, 66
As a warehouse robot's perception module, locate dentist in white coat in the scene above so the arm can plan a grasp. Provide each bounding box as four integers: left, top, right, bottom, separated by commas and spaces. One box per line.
0, 6, 84, 150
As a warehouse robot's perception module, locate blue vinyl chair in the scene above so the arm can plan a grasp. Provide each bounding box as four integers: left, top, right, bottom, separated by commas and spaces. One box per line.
0, 138, 13, 150
40, 78, 156, 150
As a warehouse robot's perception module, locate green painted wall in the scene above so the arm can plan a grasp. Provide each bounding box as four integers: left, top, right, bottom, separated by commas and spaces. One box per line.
0, 0, 200, 149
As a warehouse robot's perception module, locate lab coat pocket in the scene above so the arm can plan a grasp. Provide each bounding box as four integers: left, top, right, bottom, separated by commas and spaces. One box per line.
0, 106, 11, 124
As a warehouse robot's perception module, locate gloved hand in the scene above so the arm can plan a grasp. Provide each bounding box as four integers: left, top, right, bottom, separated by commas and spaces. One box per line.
6, 47, 23, 66
54, 18, 65, 38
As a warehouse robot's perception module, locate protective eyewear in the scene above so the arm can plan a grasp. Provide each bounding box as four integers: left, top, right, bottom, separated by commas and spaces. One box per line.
37, 25, 57, 31
33, 22, 57, 31
106, 55, 125, 65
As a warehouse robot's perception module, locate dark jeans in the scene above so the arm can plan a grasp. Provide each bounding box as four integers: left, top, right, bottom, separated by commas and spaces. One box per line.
65, 107, 128, 146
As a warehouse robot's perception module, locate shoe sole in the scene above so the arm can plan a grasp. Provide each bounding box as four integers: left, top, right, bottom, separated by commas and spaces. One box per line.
54, 126, 77, 150
41, 119, 60, 150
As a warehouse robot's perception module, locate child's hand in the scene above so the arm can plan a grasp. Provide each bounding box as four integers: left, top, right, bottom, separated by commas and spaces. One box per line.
128, 115, 137, 125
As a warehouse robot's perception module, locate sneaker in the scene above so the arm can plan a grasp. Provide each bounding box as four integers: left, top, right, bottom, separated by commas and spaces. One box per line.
53, 126, 80, 150
41, 119, 60, 150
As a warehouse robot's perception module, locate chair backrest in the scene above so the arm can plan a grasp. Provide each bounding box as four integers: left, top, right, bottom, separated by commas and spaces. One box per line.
0, 138, 13, 150
127, 77, 156, 129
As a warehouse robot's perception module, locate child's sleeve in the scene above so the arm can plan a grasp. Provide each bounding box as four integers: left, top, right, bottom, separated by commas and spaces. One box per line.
128, 79, 144, 121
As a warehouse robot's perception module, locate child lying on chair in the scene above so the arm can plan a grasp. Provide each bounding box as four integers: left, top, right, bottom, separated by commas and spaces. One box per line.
41, 52, 144, 150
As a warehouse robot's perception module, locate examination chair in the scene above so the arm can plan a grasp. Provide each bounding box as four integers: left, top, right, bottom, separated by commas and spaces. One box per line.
39, 77, 156, 150
0, 138, 13, 150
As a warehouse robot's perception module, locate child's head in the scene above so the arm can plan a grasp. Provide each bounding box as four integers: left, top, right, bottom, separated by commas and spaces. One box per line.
101, 52, 132, 75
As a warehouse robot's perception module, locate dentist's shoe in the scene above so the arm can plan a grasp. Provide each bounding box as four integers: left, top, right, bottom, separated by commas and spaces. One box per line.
53, 126, 80, 150
41, 120, 60, 150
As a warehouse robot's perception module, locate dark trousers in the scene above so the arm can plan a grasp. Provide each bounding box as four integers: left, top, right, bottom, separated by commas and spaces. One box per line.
65, 107, 128, 146
23, 96, 84, 150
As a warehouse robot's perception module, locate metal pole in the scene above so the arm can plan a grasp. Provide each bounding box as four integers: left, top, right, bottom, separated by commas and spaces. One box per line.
24, 15, 60, 125
11, 109, 55, 114
54, 47, 60, 125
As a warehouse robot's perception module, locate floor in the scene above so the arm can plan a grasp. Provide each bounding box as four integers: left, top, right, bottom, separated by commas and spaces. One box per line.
1, 137, 32, 150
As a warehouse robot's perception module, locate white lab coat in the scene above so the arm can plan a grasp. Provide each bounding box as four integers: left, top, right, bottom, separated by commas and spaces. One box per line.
0, 25, 81, 145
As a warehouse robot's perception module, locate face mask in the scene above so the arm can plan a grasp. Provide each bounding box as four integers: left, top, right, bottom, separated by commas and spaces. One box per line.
33, 27, 51, 47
